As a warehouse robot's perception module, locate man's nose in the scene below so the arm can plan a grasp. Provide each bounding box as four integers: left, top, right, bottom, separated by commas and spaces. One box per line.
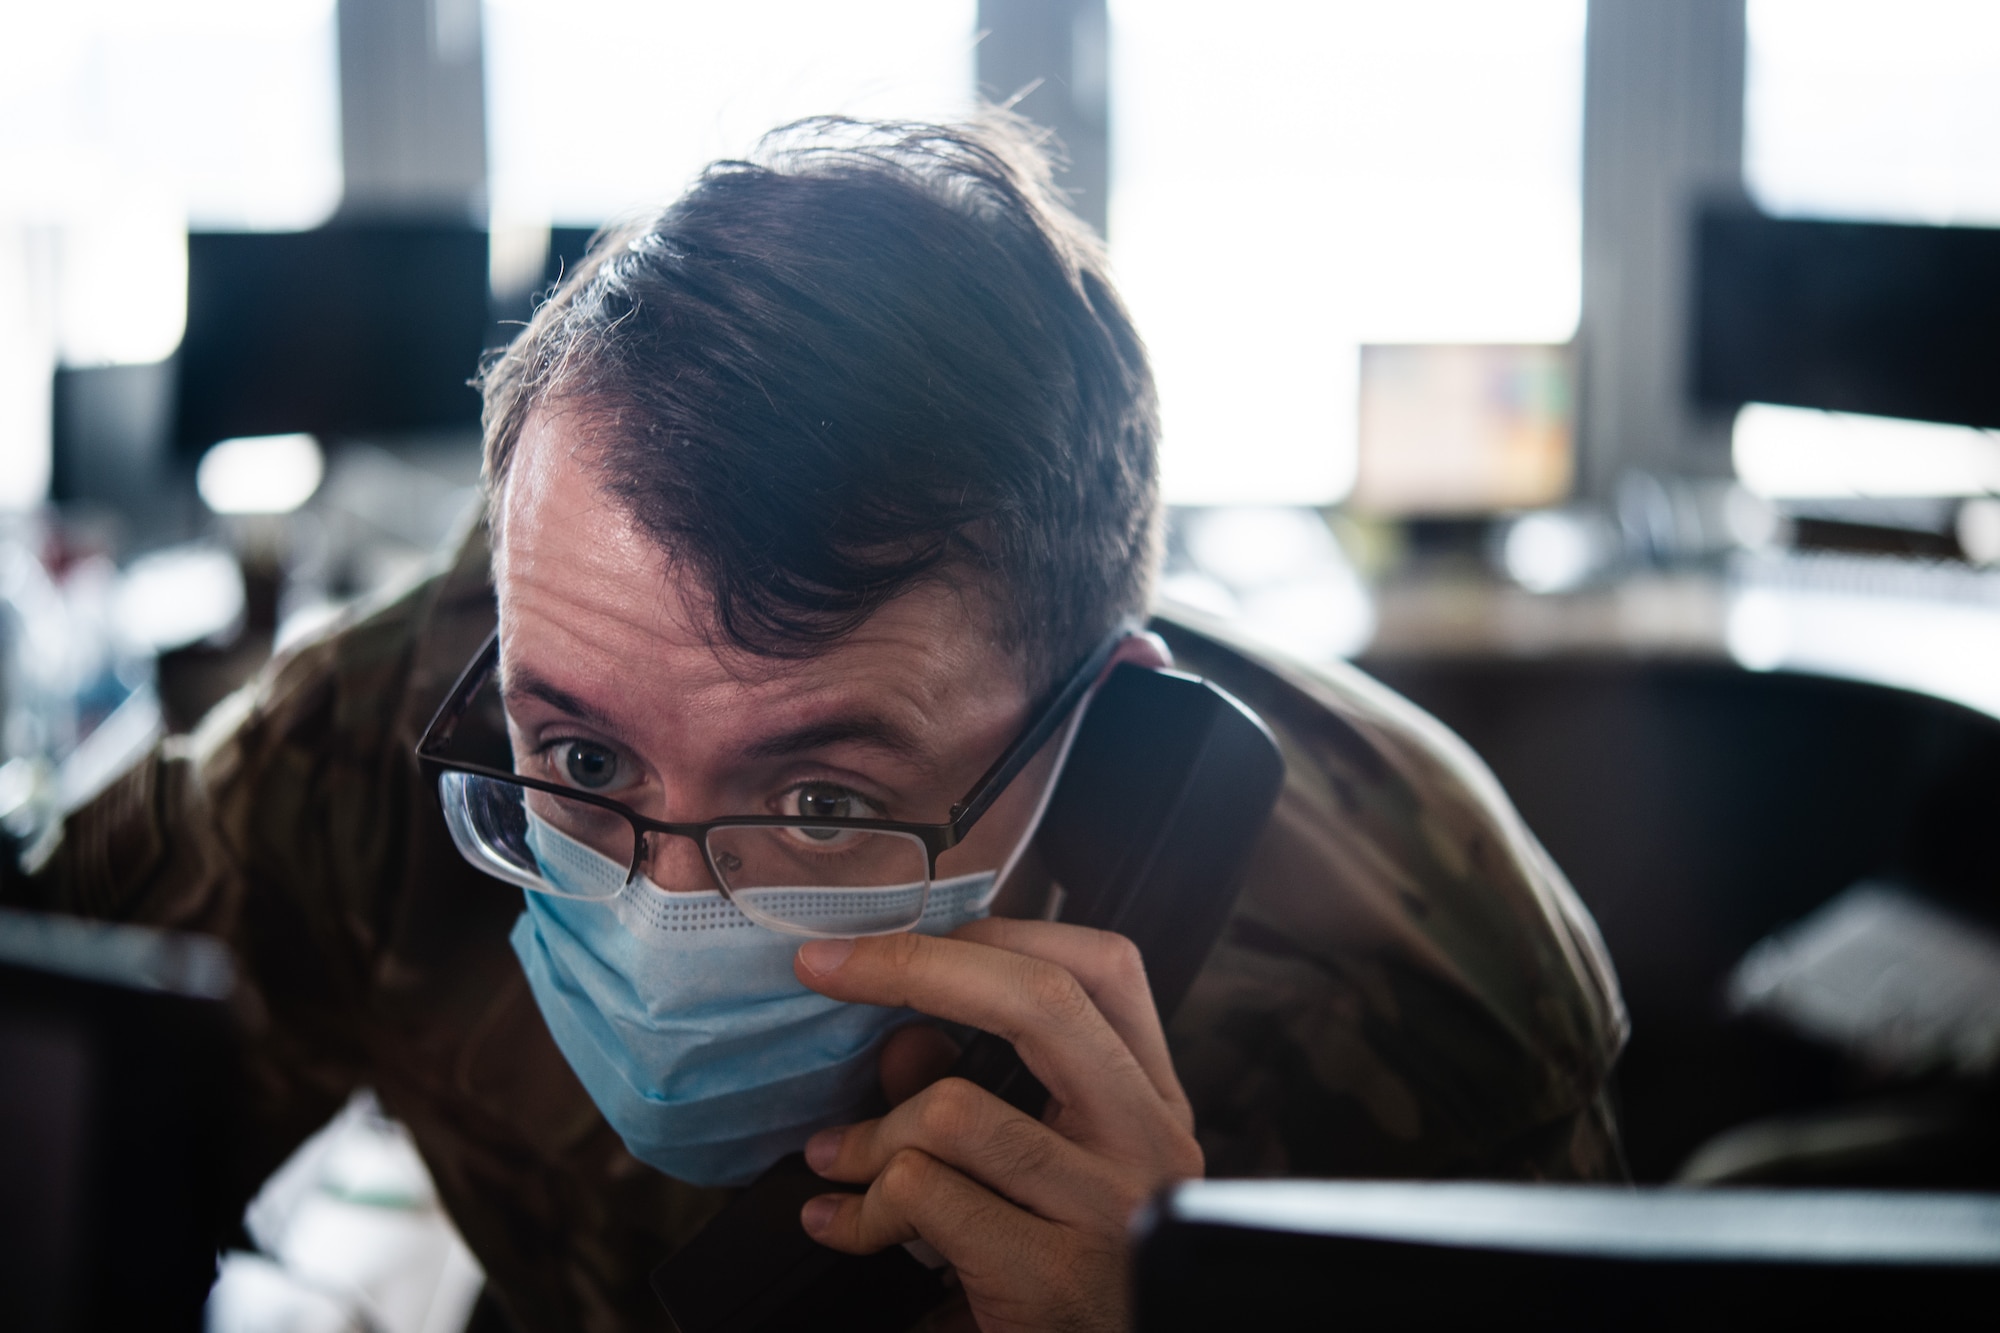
638, 831, 715, 894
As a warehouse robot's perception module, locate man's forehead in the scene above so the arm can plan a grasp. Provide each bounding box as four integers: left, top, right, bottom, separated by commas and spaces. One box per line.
494, 407, 1027, 712
495, 408, 657, 577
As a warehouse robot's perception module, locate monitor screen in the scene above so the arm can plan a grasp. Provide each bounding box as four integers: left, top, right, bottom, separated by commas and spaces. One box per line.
1133, 1180, 2000, 1330
1693, 211, 2000, 431
0, 909, 239, 1331
1352, 343, 1574, 515
175, 223, 490, 455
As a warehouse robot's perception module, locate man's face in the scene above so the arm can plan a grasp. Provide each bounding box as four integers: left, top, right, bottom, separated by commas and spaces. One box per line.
492, 407, 1059, 897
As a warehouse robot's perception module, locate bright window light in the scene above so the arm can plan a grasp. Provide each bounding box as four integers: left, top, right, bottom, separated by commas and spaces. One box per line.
0, 0, 341, 237
483, 0, 976, 226
0, 0, 340, 506
1746, 0, 2000, 226
1733, 403, 2000, 499
0, 243, 54, 510
56, 213, 188, 368
197, 434, 326, 515
1110, 0, 1586, 505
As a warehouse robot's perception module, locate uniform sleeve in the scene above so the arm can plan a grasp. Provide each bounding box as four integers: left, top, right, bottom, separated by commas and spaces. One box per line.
3, 573, 445, 1216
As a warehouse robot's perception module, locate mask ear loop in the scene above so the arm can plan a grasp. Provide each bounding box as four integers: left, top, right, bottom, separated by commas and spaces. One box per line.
975, 661, 1111, 916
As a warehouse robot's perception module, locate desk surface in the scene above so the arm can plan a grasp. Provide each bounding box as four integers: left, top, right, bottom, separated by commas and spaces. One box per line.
1354, 554, 2000, 721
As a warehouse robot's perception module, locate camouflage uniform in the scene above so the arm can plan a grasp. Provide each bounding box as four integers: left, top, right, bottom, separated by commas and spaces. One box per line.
6, 514, 1626, 1331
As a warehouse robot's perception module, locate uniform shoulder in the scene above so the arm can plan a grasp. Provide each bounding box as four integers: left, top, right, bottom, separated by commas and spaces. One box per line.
1151, 606, 1626, 1178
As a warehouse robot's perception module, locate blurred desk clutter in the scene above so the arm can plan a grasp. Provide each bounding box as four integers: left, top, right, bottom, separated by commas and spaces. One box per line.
0, 906, 485, 1333
208, 1091, 486, 1333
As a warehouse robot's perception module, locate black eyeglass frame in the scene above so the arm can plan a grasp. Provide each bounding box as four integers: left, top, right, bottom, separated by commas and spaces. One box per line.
415, 624, 1128, 893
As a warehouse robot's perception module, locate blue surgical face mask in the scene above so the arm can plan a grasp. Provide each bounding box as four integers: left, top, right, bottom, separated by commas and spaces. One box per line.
509, 815, 1001, 1187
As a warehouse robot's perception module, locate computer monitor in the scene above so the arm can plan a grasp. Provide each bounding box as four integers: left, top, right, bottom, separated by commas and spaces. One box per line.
49, 360, 202, 547
545, 224, 599, 293
1351, 343, 1575, 516
0, 908, 240, 1332
1132, 1180, 2000, 1330
175, 223, 491, 456
1692, 211, 2000, 431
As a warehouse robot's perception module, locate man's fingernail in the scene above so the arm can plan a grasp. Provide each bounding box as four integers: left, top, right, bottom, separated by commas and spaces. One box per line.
801, 1195, 842, 1235
805, 1127, 845, 1173
797, 937, 856, 977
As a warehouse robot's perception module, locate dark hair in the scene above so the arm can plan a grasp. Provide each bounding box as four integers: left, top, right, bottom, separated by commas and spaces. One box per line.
479, 115, 1160, 692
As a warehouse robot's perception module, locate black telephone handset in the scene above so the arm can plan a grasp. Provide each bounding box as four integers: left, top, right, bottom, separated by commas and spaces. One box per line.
653, 663, 1286, 1333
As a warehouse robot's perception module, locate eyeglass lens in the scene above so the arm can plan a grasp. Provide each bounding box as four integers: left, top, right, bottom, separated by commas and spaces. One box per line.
438, 771, 932, 934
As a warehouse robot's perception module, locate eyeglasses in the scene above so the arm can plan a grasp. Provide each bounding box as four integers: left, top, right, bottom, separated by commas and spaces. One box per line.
415, 626, 1123, 936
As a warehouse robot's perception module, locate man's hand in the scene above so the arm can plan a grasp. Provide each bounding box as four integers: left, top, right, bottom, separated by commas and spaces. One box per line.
791, 918, 1203, 1333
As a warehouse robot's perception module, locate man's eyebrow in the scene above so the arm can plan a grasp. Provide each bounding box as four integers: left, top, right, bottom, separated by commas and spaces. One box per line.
502, 668, 622, 733
741, 715, 930, 767
504, 674, 933, 770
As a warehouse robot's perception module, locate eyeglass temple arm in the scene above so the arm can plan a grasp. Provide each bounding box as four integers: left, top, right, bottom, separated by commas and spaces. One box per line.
417, 630, 502, 758
946, 626, 1130, 837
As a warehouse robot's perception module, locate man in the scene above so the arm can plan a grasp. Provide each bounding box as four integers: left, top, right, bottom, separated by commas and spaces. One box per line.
10, 117, 1625, 1330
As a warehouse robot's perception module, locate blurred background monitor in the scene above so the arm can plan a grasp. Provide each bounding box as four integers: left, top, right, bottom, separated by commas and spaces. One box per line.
0, 909, 240, 1333
1352, 343, 1574, 515
545, 225, 599, 294
174, 223, 491, 457
1133, 1180, 2000, 1331
1693, 211, 2000, 431
50, 360, 191, 547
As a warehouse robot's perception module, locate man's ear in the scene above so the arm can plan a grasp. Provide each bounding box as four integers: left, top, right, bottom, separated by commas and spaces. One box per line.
1103, 629, 1171, 678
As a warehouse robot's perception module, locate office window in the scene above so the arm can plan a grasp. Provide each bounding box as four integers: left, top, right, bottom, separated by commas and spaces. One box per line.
1746, 0, 2000, 227
0, 0, 342, 235
0, 0, 341, 507
483, 0, 977, 227
1110, 0, 1586, 505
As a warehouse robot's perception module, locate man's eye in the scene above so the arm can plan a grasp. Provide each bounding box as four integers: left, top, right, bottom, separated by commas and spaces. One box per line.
560, 741, 621, 791
785, 783, 879, 826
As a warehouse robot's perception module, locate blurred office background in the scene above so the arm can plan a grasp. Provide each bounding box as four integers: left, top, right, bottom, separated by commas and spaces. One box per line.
4, 1, 1999, 1329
